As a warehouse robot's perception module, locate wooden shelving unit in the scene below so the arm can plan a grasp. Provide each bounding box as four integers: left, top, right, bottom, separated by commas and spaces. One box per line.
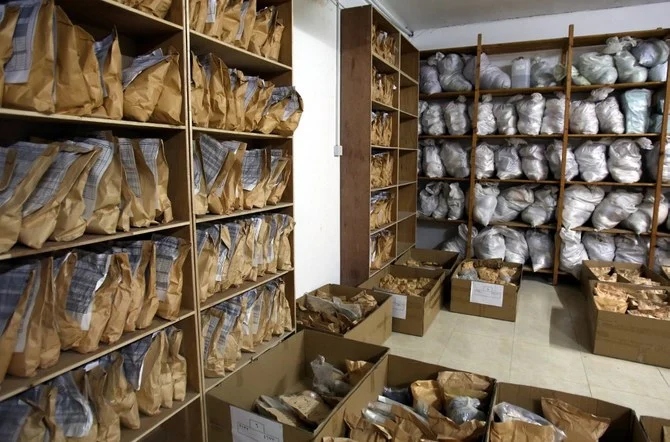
340, 5, 419, 285
418, 25, 670, 285
0, 0, 296, 440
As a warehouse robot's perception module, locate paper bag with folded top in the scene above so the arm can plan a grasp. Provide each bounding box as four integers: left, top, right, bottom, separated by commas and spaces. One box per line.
231, 0, 256, 49
150, 48, 182, 125
205, 301, 243, 376
261, 14, 284, 61
111, 240, 155, 332
229, 69, 248, 131
540, 397, 610, 441
3, 0, 56, 113
197, 54, 228, 129
167, 326, 187, 401
103, 352, 140, 430
0, 5, 19, 103
136, 0, 173, 19
224, 143, 247, 213
86, 362, 121, 442
196, 225, 220, 303
122, 48, 171, 122
194, 135, 234, 214
258, 86, 304, 135
153, 234, 189, 321
100, 252, 133, 345
204, 0, 227, 38
191, 52, 210, 127
53, 370, 97, 440
244, 77, 275, 132
437, 370, 492, 405
92, 30, 123, 120
159, 330, 174, 409
276, 214, 295, 270
121, 332, 165, 416
219, 0, 243, 43
265, 148, 291, 205
135, 243, 159, 330
242, 148, 270, 209
249, 7, 274, 55
189, 0, 207, 33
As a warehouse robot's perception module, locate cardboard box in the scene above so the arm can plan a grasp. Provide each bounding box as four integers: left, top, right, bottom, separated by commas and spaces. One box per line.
450, 260, 522, 322
489, 382, 644, 442
206, 330, 388, 442
586, 280, 670, 368
298, 284, 393, 346
581, 260, 670, 295
395, 248, 460, 272
359, 265, 447, 336
639, 416, 670, 442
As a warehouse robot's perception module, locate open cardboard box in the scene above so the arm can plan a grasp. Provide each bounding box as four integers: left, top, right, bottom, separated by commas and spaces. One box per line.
639, 416, 670, 442
586, 280, 670, 368
359, 265, 447, 337
581, 260, 670, 295
489, 383, 645, 442
396, 248, 460, 302
298, 284, 393, 345
450, 259, 522, 322
206, 330, 389, 442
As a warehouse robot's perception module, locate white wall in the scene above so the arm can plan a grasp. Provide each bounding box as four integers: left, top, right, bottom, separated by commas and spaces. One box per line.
292, 0, 341, 296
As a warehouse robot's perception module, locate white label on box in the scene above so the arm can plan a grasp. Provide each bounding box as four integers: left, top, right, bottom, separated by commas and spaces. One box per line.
470, 281, 504, 307
231, 406, 283, 442
392, 294, 408, 319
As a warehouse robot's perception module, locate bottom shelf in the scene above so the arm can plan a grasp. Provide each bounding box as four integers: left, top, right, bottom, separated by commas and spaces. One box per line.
121, 392, 201, 442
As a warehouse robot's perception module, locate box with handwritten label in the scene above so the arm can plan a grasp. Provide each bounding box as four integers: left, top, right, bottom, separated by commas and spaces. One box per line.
450, 259, 522, 322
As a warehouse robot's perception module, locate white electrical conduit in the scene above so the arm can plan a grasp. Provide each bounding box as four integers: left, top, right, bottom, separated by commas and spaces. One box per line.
365, 0, 414, 37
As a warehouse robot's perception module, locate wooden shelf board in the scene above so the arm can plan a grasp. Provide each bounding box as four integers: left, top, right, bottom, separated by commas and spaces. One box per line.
369, 259, 394, 277
371, 144, 398, 149
481, 85, 565, 97
0, 108, 186, 130
572, 226, 649, 235
567, 180, 656, 187
478, 134, 562, 139
419, 176, 469, 182
0, 221, 191, 262
398, 211, 417, 223
398, 180, 417, 186
568, 133, 660, 138
571, 81, 666, 93
372, 99, 398, 113
120, 392, 200, 442
396, 241, 414, 256
195, 203, 294, 224
420, 91, 475, 100
371, 220, 398, 235
400, 71, 419, 87
0, 310, 194, 402
190, 31, 292, 74
192, 126, 290, 139
655, 231, 670, 238
200, 270, 292, 311
398, 146, 419, 151
478, 178, 559, 185
419, 135, 472, 140
371, 183, 397, 192
399, 109, 419, 119
418, 217, 467, 224
373, 52, 398, 74
490, 221, 557, 229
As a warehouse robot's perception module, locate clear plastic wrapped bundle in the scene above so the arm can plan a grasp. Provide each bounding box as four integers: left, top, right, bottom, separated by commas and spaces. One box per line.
547, 141, 579, 180
440, 141, 470, 178
649, 61, 668, 82
473, 183, 500, 226
499, 227, 529, 264
492, 185, 535, 223
475, 142, 496, 179
594, 88, 624, 134
422, 140, 445, 178
559, 228, 589, 278
591, 190, 643, 230
647, 113, 667, 133
574, 140, 609, 182
521, 186, 558, 227
435, 52, 473, 92
493, 402, 567, 442
562, 185, 606, 228
470, 94, 496, 135
570, 100, 599, 134
419, 182, 441, 218
447, 183, 465, 220
622, 191, 668, 234
418, 101, 428, 135
631, 38, 670, 68
526, 230, 554, 271
433, 183, 449, 219
444, 96, 471, 135
495, 141, 524, 180
511, 57, 531, 88
607, 137, 653, 183
530, 57, 558, 87
421, 102, 447, 136
493, 98, 519, 135
541, 93, 565, 135
420, 59, 441, 94
441, 224, 475, 258
445, 397, 486, 424
621, 88, 652, 134
570, 65, 592, 86
615, 235, 649, 264
576, 52, 618, 85
614, 50, 648, 83
473, 226, 506, 260
519, 143, 549, 180
645, 140, 670, 183
582, 232, 616, 261
466, 52, 511, 90
515, 93, 546, 135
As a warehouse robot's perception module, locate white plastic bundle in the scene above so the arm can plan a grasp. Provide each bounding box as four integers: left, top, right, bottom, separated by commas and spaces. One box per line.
435, 52, 472, 92
475, 143, 496, 179
493, 99, 518, 135
570, 100, 598, 134
441, 224, 475, 258
420, 59, 441, 94
418, 101, 428, 135
444, 96, 471, 135
595, 97, 625, 135
422, 140, 445, 178
419, 182, 441, 217
621, 89, 653, 134
614, 50, 649, 83
576, 52, 618, 85
499, 227, 529, 264
495, 141, 524, 180
434, 183, 449, 219
447, 183, 465, 220
440, 141, 470, 178
521, 186, 558, 227
421, 102, 447, 136
511, 57, 531, 88
591, 190, 643, 230
562, 185, 605, 228
571, 65, 591, 86
615, 235, 649, 264
467, 53, 511, 90
469, 94, 496, 135
526, 230, 554, 271
530, 57, 557, 87
582, 232, 616, 261
491, 186, 535, 223
519, 143, 549, 181
645, 140, 670, 183
574, 140, 609, 182
607, 137, 653, 183
515, 93, 545, 136
547, 141, 579, 180
541, 93, 565, 135
473, 226, 506, 260
622, 191, 668, 234
655, 238, 670, 272
559, 228, 589, 278
631, 38, 670, 68
473, 183, 500, 226
649, 61, 668, 82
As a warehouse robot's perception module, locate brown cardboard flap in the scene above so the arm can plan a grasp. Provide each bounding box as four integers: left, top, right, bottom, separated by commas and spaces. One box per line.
641, 416, 670, 442
582, 261, 670, 287
396, 248, 460, 274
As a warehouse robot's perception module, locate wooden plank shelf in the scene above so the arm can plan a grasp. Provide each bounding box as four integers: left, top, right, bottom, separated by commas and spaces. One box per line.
195, 203, 294, 224
200, 270, 292, 310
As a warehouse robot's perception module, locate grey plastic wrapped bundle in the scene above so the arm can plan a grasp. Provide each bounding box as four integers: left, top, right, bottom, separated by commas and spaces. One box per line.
562, 185, 605, 228
515, 93, 546, 136
576, 52, 618, 85
473, 226, 506, 260
607, 137, 653, 183
418, 101, 428, 135
473, 183, 499, 226
615, 235, 649, 264
614, 50, 648, 83
649, 61, 668, 82
420, 59, 441, 94
447, 183, 465, 220
570, 65, 592, 86
475, 142, 496, 179
582, 232, 616, 261
521, 186, 558, 227
526, 230, 554, 271
547, 141, 579, 180
495, 141, 524, 180
574, 140, 609, 182
422, 140, 445, 178
434, 184, 449, 219
477, 53, 512, 90
491, 185, 535, 223
595, 98, 625, 135
440, 141, 470, 178
570, 100, 598, 134
417, 147, 423, 175
559, 228, 589, 278
493, 99, 518, 135
645, 140, 670, 183
591, 190, 643, 230
441, 224, 475, 258
531, 57, 558, 87
622, 191, 668, 234
435, 52, 472, 92
655, 238, 670, 272
541, 93, 565, 135
511, 57, 531, 88
631, 38, 670, 68
419, 182, 441, 217
519, 143, 548, 181
444, 96, 471, 135
470, 94, 496, 135
621, 89, 652, 134
421, 102, 447, 136
647, 114, 668, 133
499, 227, 529, 264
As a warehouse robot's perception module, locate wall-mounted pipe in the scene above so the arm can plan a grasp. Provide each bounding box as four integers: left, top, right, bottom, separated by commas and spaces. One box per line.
365, 0, 414, 37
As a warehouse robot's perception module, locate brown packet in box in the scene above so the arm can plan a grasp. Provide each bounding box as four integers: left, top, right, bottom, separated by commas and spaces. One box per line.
220, 0, 243, 43
490, 420, 557, 442
154, 235, 190, 321
106, 352, 140, 430
344, 411, 392, 442
190, 52, 210, 127
150, 48, 183, 125
121, 333, 164, 416
280, 390, 332, 427
167, 326, 187, 401
258, 87, 303, 135
137, 0, 172, 18
189, 0, 207, 33
204, 0, 227, 38
92, 30, 123, 120
231, 0, 256, 49
100, 253, 133, 345
421, 405, 486, 441
345, 360, 373, 386
122, 49, 170, 122
540, 397, 610, 441
255, 395, 303, 427
0, 6, 19, 103
437, 370, 491, 404
159, 330, 174, 409
196, 225, 220, 304
86, 363, 121, 442
203, 54, 230, 130
3, 0, 55, 114
411, 380, 442, 410
248, 7, 274, 55
261, 16, 284, 61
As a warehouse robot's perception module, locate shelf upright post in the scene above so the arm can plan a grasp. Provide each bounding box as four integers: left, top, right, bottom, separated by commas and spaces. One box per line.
466, 34, 483, 258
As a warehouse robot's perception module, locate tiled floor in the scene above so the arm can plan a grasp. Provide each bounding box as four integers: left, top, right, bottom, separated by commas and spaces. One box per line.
383, 276, 670, 418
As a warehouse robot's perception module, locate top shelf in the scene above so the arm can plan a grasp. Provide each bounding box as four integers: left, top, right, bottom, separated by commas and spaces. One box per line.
373, 52, 399, 75
571, 81, 666, 93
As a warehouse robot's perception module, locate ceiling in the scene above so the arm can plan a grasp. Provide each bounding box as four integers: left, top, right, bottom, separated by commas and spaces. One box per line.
378, 0, 669, 31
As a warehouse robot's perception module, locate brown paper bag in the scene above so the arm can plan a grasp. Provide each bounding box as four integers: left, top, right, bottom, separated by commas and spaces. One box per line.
105, 352, 140, 430
191, 52, 210, 127
189, 0, 207, 33
112, 241, 153, 332
228, 69, 248, 131
204, 0, 227, 38
345, 411, 391, 442
123, 50, 170, 122
205, 54, 230, 129
117, 138, 159, 229
154, 139, 174, 223
261, 17, 284, 61
200, 137, 240, 215
424, 406, 486, 441
158, 331, 174, 409
92, 30, 123, 120
437, 370, 491, 404
39, 258, 60, 369
248, 7, 273, 55
76, 25, 104, 115
243, 149, 270, 209
411, 380, 442, 410
268, 157, 291, 205
257, 87, 303, 135
227, 222, 254, 288
137, 0, 172, 18
245, 78, 274, 132
100, 253, 132, 345
197, 227, 219, 303
81, 135, 122, 235
220, 0, 243, 43
136, 333, 165, 416
277, 215, 294, 271
490, 420, 556, 442
167, 327, 187, 401
150, 48, 183, 125
251, 287, 270, 346
192, 144, 209, 216
203, 311, 226, 377
87, 364, 121, 442
232, 0, 256, 49
154, 235, 190, 321
3, 0, 56, 113
221, 143, 247, 214
67, 369, 99, 442
0, 6, 19, 104
541, 397, 610, 442
135, 242, 158, 329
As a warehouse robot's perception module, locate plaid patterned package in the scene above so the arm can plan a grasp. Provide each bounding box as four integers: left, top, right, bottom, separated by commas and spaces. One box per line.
4, 0, 40, 85
77, 137, 115, 220
198, 134, 227, 191
118, 138, 142, 198
192, 144, 204, 196
111, 240, 144, 275
11, 259, 40, 353
153, 235, 183, 302
201, 312, 219, 365
0, 142, 53, 209
52, 372, 95, 438
120, 333, 155, 390
122, 49, 167, 89
0, 262, 34, 335
138, 138, 160, 188
214, 300, 241, 355
241, 149, 262, 192
66, 251, 111, 330
0, 391, 34, 441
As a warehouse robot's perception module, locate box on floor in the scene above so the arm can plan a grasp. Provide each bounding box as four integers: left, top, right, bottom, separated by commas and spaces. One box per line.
450, 259, 522, 322
639, 416, 670, 442
206, 330, 388, 442
581, 260, 670, 295
395, 248, 460, 300
359, 265, 446, 336
298, 284, 393, 346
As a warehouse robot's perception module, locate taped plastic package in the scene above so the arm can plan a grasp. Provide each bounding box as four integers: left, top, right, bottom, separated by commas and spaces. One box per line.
622, 191, 668, 234
470, 94, 496, 135
631, 38, 670, 68
562, 185, 605, 228
441, 224, 475, 258
495, 141, 523, 180
444, 96, 471, 135
559, 228, 589, 278
422, 140, 445, 178
547, 141, 579, 181
468, 53, 511, 89
475, 142, 495, 179
521, 186, 558, 227
515, 93, 545, 135
473, 227, 506, 260
435, 52, 472, 92
541, 93, 565, 135
499, 227, 529, 264
526, 230, 554, 271
607, 137, 653, 183
621, 89, 653, 134
576, 52, 618, 84
591, 190, 643, 230
519, 143, 549, 180
531, 57, 558, 86
447, 183, 465, 220
582, 232, 616, 261
440, 141, 470, 178
421, 102, 446, 136
491, 185, 534, 223
473, 183, 499, 226
420, 59, 441, 94
419, 182, 440, 218
615, 235, 649, 264
493, 99, 518, 135
574, 140, 609, 182
594, 89, 625, 135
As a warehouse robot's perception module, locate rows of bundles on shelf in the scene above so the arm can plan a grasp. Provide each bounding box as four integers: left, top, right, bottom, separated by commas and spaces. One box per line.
371, 111, 393, 146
